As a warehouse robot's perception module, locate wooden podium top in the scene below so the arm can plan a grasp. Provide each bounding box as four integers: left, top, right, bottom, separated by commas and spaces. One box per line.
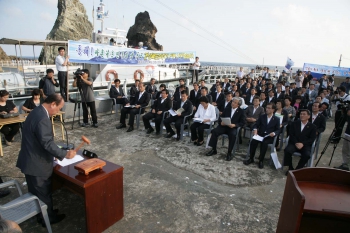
53, 157, 123, 188
298, 181, 350, 217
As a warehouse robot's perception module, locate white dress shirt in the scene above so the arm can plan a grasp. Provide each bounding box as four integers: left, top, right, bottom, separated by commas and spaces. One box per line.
231, 107, 237, 118
301, 121, 307, 131
55, 55, 67, 72
194, 104, 216, 125
311, 113, 318, 123
138, 91, 144, 100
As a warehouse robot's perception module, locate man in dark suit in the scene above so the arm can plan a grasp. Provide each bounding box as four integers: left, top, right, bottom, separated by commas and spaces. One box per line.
267, 89, 276, 104
217, 92, 233, 115
210, 80, 221, 94
116, 83, 150, 132
259, 92, 268, 109
221, 77, 230, 93
194, 87, 212, 112
245, 97, 265, 129
241, 82, 251, 98
163, 91, 193, 140
283, 109, 317, 174
129, 79, 140, 103
109, 78, 126, 105
143, 89, 172, 135
153, 84, 166, 101
211, 84, 225, 107
173, 84, 185, 106
244, 103, 280, 168
206, 97, 246, 161
245, 88, 258, 105
174, 78, 189, 95
275, 86, 285, 101
189, 82, 200, 105
16, 94, 76, 225
145, 78, 158, 99
310, 102, 326, 135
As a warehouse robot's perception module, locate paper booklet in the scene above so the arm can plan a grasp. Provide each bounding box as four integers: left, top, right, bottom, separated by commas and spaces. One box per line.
193, 118, 204, 123
221, 117, 231, 125
252, 134, 270, 142
169, 108, 184, 116
124, 105, 136, 108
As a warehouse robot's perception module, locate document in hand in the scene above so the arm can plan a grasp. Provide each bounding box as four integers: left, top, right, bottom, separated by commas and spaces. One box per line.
193, 117, 203, 123
252, 134, 270, 142
221, 117, 231, 125
169, 108, 185, 116
124, 105, 135, 108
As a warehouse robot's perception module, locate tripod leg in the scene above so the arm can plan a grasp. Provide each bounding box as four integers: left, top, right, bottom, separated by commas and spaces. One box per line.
328, 143, 338, 166
71, 102, 77, 130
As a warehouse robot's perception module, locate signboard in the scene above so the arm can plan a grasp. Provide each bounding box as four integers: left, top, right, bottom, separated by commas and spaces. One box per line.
303, 63, 350, 77
68, 40, 196, 65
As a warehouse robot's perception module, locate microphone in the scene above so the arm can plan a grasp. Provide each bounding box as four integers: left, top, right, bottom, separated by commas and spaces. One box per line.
59, 121, 75, 150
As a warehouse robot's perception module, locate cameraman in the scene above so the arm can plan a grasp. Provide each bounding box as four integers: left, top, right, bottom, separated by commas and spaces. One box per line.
331, 86, 350, 143
335, 108, 350, 171
39, 69, 59, 99
73, 69, 98, 128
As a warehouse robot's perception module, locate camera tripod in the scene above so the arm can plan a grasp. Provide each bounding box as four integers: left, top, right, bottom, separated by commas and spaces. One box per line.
315, 108, 348, 167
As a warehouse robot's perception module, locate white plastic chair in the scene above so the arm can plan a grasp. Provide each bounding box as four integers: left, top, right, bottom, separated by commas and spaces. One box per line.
0, 180, 52, 233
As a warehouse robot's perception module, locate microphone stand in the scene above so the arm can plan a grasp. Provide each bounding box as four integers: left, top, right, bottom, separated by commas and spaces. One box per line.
60, 121, 75, 150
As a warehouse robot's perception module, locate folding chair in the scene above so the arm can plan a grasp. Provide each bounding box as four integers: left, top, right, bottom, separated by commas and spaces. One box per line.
220, 126, 241, 157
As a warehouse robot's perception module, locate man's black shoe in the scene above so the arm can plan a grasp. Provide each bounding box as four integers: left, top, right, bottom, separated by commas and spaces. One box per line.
42, 214, 66, 227
116, 124, 126, 129
206, 149, 217, 156
226, 152, 233, 161
243, 158, 254, 165
0, 189, 10, 198
176, 136, 180, 141
165, 132, 175, 138
126, 126, 134, 132
155, 131, 161, 135
92, 123, 98, 128
146, 128, 154, 134
258, 161, 264, 169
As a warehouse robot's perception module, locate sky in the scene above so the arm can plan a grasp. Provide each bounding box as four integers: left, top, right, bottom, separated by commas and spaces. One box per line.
0, 0, 350, 68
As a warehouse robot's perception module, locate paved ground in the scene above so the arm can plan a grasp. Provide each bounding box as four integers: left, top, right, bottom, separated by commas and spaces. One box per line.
0, 109, 344, 233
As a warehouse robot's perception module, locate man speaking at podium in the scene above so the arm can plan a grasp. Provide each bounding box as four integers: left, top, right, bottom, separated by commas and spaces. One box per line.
16, 94, 76, 226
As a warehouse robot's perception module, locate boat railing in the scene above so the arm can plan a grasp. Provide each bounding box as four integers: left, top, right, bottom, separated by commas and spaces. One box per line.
0, 60, 41, 67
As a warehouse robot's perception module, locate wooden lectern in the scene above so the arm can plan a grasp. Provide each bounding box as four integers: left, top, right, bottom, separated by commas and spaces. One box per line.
276, 168, 350, 233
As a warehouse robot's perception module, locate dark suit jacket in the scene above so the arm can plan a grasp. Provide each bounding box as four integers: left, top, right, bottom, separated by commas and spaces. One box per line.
275, 109, 289, 125
189, 89, 200, 105
146, 84, 157, 95
173, 99, 193, 117
175, 86, 189, 95
109, 85, 125, 99
173, 91, 182, 104
245, 93, 257, 105
152, 97, 172, 112
267, 96, 276, 104
275, 92, 285, 100
16, 105, 66, 177
219, 106, 245, 127
221, 82, 230, 92
309, 113, 326, 134
288, 120, 317, 147
129, 85, 138, 98
211, 92, 225, 105
217, 100, 232, 113
129, 91, 150, 108
253, 114, 280, 137
259, 100, 267, 109
195, 94, 212, 108
246, 105, 265, 120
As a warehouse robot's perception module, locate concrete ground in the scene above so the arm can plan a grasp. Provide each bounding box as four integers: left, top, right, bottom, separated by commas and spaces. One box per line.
0, 109, 344, 233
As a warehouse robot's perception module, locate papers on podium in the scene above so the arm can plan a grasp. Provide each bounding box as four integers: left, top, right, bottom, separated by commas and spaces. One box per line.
169, 108, 184, 116
54, 154, 84, 167
220, 117, 231, 125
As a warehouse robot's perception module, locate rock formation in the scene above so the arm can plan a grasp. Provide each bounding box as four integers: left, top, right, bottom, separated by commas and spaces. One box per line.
127, 11, 163, 51
0, 46, 10, 61
39, 0, 93, 64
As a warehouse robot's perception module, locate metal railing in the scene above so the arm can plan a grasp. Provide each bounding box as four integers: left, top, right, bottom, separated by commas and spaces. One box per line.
0, 60, 41, 67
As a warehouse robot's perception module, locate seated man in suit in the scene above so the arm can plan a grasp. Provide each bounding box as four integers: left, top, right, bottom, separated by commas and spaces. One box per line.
173, 84, 185, 106
109, 78, 126, 105
221, 77, 230, 93
163, 91, 193, 140
143, 89, 172, 135
194, 87, 212, 112
267, 89, 276, 103
310, 102, 326, 135
145, 78, 157, 99
210, 80, 221, 94
211, 84, 224, 107
199, 79, 206, 90
174, 78, 189, 95
153, 83, 166, 101
244, 102, 280, 168
245, 88, 258, 105
307, 84, 317, 103
283, 109, 317, 175
189, 82, 200, 105
129, 79, 140, 103
275, 86, 285, 101
206, 97, 246, 161
241, 82, 251, 98
245, 96, 265, 129
217, 92, 233, 115
259, 92, 267, 109
116, 83, 150, 132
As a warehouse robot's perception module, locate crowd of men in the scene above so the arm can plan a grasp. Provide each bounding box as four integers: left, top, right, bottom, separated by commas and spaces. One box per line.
110, 69, 350, 174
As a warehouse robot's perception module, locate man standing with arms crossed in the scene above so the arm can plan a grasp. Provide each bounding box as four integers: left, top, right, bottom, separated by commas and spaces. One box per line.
16, 94, 76, 226
55, 47, 69, 101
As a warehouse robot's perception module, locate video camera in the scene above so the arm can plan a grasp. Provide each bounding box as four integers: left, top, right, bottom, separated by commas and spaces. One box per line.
332, 98, 350, 110
74, 68, 84, 79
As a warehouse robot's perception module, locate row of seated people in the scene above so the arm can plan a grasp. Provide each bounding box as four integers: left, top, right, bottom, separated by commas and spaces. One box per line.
112, 81, 326, 172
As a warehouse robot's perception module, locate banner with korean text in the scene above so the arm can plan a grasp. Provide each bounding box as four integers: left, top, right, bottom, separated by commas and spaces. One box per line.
68, 40, 196, 65
303, 63, 350, 77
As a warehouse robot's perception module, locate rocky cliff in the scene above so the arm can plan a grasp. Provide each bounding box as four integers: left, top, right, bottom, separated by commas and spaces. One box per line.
127, 11, 163, 51
39, 0, 93, 64
0, 46, 10, 60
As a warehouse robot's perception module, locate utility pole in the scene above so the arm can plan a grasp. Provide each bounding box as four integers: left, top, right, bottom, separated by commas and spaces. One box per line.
338, 54, 342, 67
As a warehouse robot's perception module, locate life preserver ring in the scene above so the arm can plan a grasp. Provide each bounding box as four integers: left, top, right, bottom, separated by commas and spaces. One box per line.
105, 70, 118, 81
134, 69, 144, 82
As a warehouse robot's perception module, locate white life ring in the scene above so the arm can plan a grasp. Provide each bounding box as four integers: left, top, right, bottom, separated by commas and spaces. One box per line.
105, 70, 118, 81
